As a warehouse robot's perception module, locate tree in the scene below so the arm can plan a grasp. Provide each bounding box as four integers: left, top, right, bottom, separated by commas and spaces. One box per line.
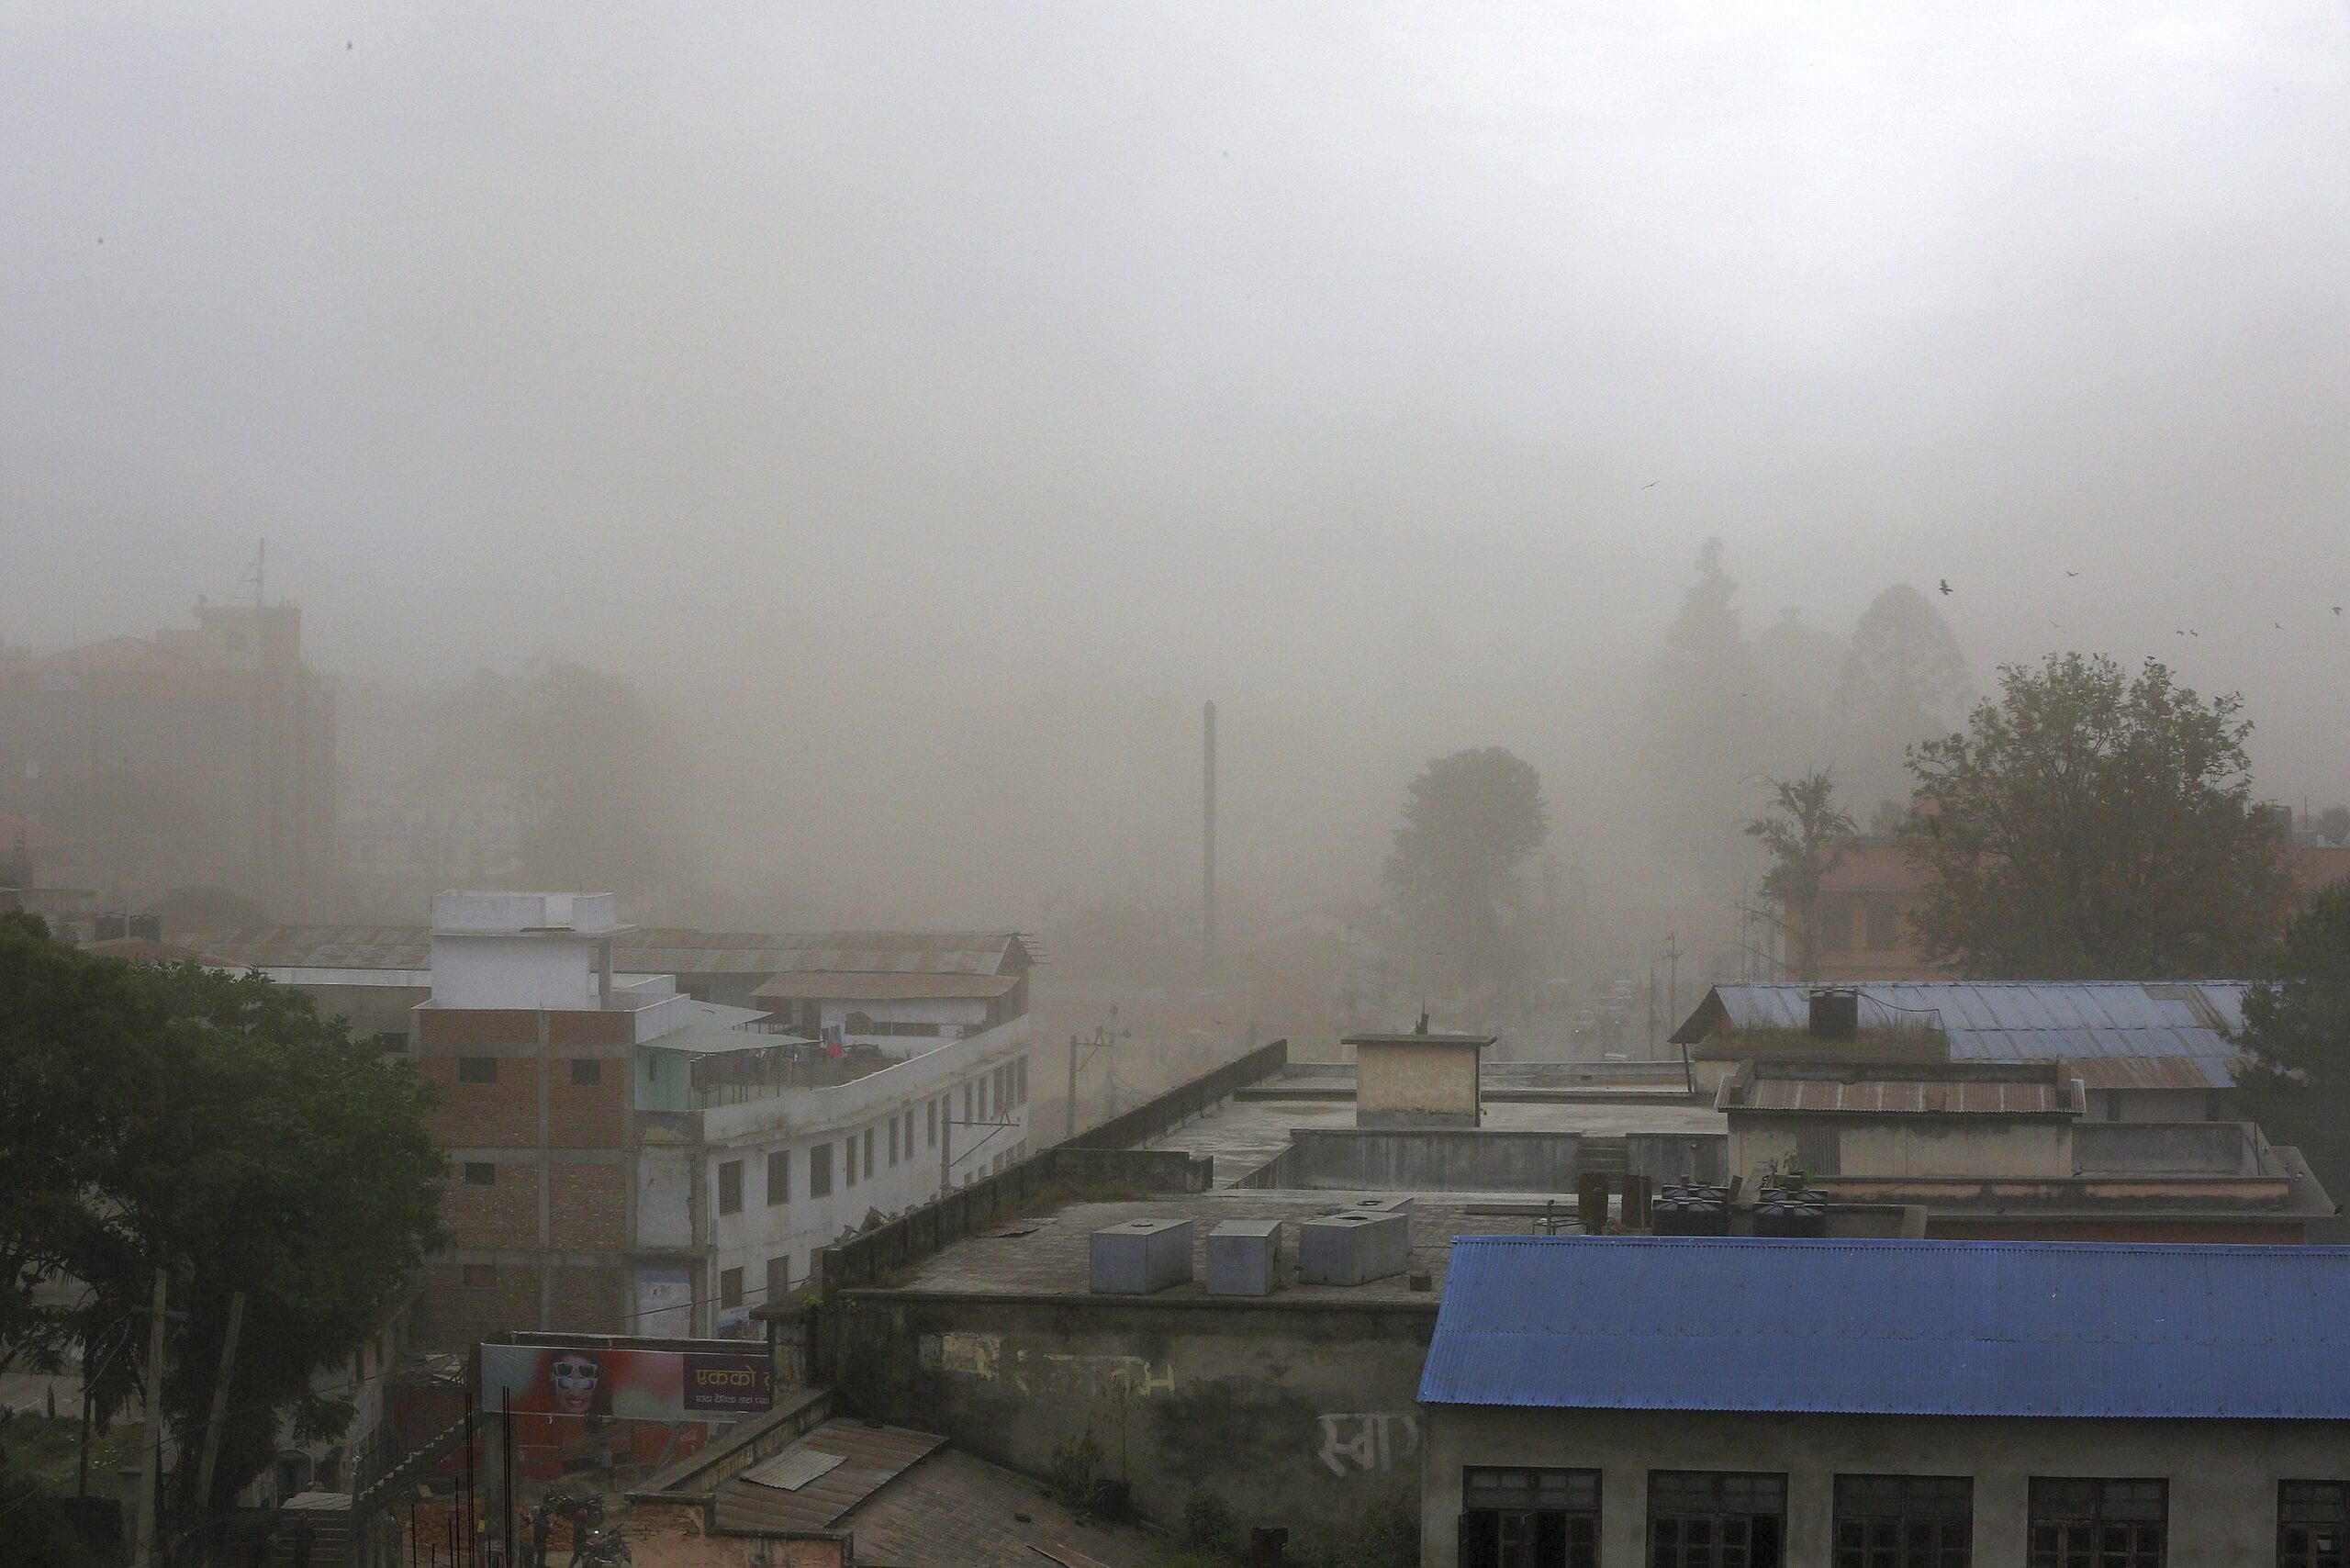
0, 914, 445, 1527
1898, 654, 2291, 978
1745, 772, 1856, 980
2235, 883, 2350, 1200
1647, 540, 1764, 869
1384, 748, 1548, 1002
1837, 584, 1968, 805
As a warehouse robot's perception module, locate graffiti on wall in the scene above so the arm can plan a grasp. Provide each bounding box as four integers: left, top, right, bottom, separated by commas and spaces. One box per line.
917, 1333, 1175, 1399
1315, 1411, 1418, 1476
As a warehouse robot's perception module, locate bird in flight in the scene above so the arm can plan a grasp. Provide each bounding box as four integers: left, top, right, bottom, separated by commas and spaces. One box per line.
2065, 570, 2078, 577
1642, 480, 1660, 489
1938, 578, 1953, 596
2335, 607, 2344, 617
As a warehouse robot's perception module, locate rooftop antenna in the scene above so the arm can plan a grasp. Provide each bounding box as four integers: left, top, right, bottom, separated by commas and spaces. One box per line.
227, 539, 264, 607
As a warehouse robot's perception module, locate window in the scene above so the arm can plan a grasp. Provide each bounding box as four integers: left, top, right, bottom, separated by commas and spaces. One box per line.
1835, 1475, 1970, 1568
2281, 1481, 2349, 1568
460, 1263, 496, 1288
888, 1117, 900, 1167
927, 1098, 939, 1148
1460, 1467, 1599, 1568
810, 1143, 833, 1197
767, 1254, 793, 1306
845, 1136, 857, 1189
1015, 1056, 1028, 1105
1650, 1473, 1785, 1568
375, 1030, 408, 1052
963, 1082, 974, 1121
570, 1058, 601, 1086
863, 1128, 875, 1179
463, 1161, 496, 1186
457, 1056, 498, 1084
2029, 1479, 2165, 1568
904, 1107, 916, 1151
720, 1267, 744, 1310
767, 1150, 790, 1205
1818, 896, 1856, 952
1864, 897, 1899, 951
718, 1159, 744, 1215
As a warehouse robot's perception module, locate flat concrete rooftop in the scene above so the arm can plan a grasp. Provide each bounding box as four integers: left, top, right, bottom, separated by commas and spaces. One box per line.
856, 1191, 1590, 1304
1140, 1083, 1727, 1184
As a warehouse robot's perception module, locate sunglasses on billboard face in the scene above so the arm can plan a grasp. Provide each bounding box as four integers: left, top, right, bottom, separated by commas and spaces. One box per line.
553, 1360, 599, 1382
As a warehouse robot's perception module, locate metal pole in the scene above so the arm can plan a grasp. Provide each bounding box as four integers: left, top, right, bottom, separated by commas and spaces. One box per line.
940, 1102, 953, 1198
502, 1388, 514, 1568
461, 1394, 474, 1568
1066, 1034, 1080, 1144
1203, 700, 1217, 976
194, 1291, 247, 1518
133, 1268, 168, 1568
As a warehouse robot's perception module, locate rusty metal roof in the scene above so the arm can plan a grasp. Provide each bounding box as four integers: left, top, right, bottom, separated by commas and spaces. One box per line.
751, 971, 1022, 1002
711, 1419, 945, 1535
183, 925, 1030, 978
1674, 981, 2247, 1090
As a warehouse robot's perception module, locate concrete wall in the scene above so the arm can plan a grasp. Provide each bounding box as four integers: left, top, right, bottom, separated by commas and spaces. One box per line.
1729, 1114, 2071, 1180
1357, 1042, 1482, 1126
833, 1292, 1436, 1550
1623, 1133, 1729, 1186
1420, 1404, 2349, 1568
2076, 1120, 2258, 1174
1267, 1129, 1583, 1193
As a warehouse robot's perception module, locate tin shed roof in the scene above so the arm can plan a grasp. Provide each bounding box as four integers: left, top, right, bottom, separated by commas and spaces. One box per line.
1420, 1236, 2350, 1420
1673, 980, 2247, 1089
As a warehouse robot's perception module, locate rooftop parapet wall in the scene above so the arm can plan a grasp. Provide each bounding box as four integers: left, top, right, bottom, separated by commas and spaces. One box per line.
1233, 1128, 1583, 1193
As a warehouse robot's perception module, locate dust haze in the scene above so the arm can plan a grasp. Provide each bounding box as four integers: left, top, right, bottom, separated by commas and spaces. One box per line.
6, 4, 2349, 988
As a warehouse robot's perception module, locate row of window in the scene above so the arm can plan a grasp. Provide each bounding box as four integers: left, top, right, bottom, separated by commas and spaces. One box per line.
1458, 1469, 2347, 1568
712, 1057, 1030, 1214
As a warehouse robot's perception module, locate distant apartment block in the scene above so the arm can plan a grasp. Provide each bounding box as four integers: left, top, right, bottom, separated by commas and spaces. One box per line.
0, 600, 335, 919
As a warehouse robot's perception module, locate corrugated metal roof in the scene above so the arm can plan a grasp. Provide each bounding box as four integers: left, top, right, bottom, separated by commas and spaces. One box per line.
712, 1419, 944, 1534
750, 971, 1023, 1002
1419, 1236, 2350, 1419
1740, 1078, 2066, 1114
1677, 981, 2246, 1089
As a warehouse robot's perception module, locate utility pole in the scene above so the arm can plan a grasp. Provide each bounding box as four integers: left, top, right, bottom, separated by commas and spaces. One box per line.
1202, 700, 1217, 977
1066, 1034, 1080, 1144
193, 1292, 246, 1524
133, 1269, 167, 1568
1663, 932, 1682, 1036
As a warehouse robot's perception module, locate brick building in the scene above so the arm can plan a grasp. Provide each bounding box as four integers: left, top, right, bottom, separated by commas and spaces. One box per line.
410, 893, 1035, 1350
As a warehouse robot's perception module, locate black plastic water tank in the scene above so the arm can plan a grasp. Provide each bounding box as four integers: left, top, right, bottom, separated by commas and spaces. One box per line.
1808, 987, 1860, 1039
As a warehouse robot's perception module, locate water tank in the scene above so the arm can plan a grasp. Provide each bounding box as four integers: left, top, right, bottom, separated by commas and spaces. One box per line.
1298, 1211, 1410, 1285
1089, 1218, 1194, 1294
1206, 1219, 1283, 1296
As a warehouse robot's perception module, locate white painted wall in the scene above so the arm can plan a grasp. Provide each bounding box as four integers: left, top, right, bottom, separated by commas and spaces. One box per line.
693, 1018, 1037, 1332
428, 930, 599, 1010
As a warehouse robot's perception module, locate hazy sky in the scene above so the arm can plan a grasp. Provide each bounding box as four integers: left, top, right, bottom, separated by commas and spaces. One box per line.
6, 3, 2349, 807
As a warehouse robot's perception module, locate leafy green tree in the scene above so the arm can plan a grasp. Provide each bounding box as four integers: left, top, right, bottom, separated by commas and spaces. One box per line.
2235, 883, 2350, 1199
1898, 654, 2290, 978
0, 914, 444, 1526
1745, 772, 1857, 980
1385, 748, 1548, 1001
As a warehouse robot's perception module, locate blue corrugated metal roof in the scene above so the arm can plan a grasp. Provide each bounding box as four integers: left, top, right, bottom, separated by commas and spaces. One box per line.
1419, 1236, 2350, 1420
1677, 981, 2246, 1088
